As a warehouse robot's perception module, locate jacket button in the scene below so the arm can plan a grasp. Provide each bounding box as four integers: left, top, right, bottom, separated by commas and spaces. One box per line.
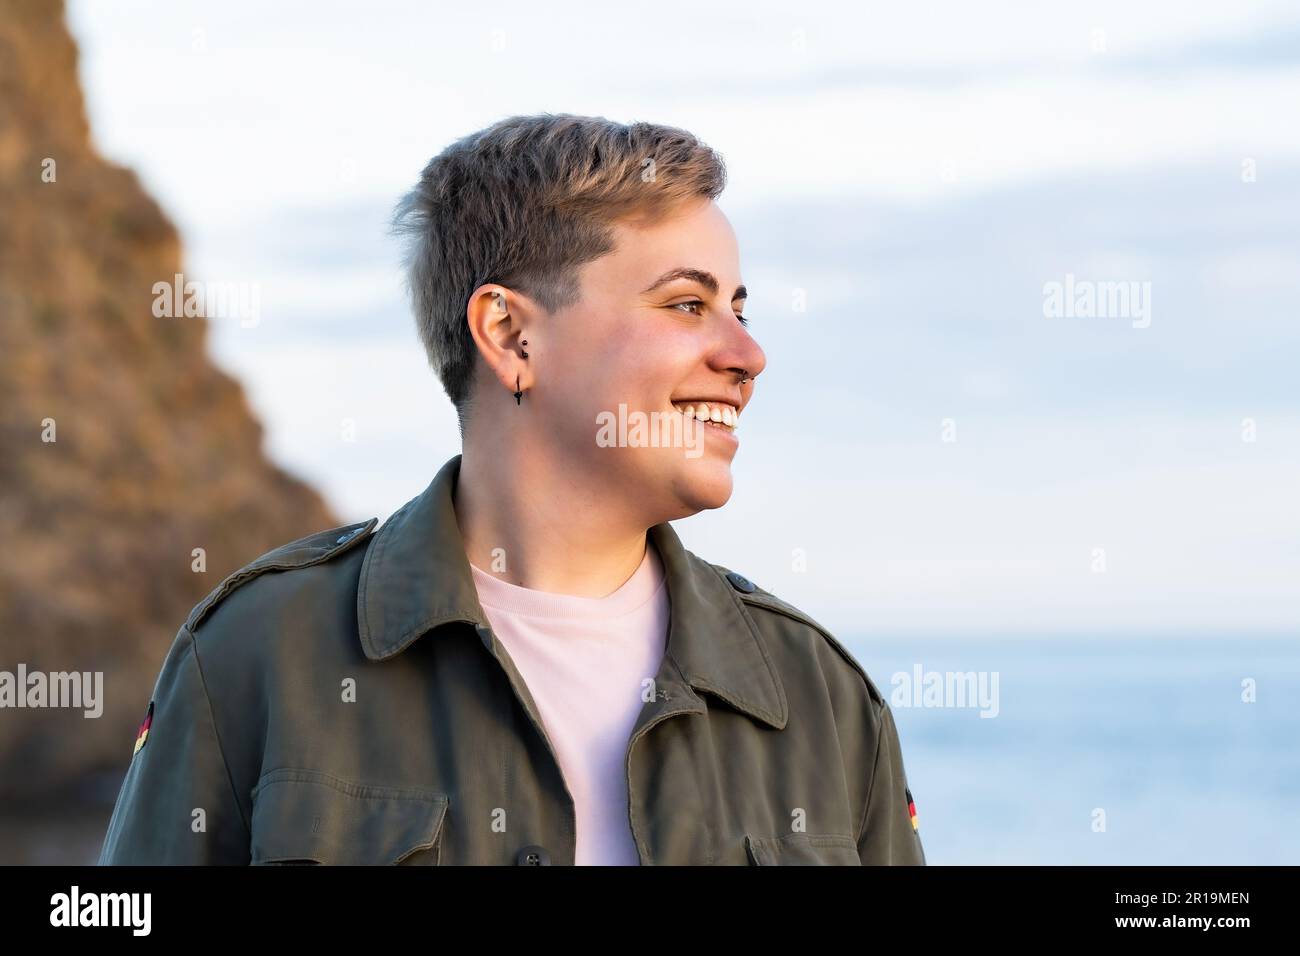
515, 845, 551, 866
726, 571, 756, 593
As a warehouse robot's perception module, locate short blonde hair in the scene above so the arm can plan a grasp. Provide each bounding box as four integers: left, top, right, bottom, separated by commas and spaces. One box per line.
391, 113, 727, 426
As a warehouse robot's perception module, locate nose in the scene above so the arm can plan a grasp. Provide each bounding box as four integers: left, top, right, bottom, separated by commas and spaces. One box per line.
727, 324, 766, 388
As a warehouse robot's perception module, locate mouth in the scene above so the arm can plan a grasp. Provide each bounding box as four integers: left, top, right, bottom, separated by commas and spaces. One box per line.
670, 400, 740, 434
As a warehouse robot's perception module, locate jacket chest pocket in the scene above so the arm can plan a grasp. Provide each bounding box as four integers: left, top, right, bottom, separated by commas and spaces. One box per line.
744, 832, 861, 865
250, 768, 449, 865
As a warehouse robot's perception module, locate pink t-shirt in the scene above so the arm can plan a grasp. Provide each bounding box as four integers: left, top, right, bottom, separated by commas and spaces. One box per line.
469, 542, 670, 866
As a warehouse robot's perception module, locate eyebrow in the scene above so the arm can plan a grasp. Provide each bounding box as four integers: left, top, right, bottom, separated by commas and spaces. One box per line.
641, 268, 747, 302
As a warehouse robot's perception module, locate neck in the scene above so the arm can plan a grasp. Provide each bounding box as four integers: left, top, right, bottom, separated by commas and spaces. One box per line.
455, 436, 650, 598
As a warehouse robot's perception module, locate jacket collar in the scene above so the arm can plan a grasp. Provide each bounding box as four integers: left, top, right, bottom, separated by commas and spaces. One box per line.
356, 454, 787, 729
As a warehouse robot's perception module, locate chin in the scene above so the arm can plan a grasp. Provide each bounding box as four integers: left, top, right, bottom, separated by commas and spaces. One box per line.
672, 460, 735, 512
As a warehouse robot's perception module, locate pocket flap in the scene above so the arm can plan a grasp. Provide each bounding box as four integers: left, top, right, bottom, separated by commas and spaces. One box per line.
250, 768, 449, 865
744, 832, 860, 865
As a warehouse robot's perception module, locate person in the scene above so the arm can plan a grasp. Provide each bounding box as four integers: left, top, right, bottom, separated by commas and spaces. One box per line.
97, 113, 926, 865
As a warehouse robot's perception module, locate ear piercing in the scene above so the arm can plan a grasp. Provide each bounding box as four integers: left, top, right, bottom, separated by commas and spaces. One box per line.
514, 339, 530, 404
495, 291, 529, 404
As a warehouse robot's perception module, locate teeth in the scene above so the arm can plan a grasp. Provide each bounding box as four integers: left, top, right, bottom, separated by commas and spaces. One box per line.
671, 401, 739, 431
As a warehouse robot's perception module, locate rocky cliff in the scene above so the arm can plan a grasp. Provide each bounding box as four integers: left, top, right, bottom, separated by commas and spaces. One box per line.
0, 0, 338, 805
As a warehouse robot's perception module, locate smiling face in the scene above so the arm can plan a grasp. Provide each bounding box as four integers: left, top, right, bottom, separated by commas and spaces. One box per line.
535, 198, 766, 521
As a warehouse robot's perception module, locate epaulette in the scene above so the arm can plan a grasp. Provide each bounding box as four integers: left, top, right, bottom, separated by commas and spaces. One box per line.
713, 563, 886, 707
185, 517, 379, 632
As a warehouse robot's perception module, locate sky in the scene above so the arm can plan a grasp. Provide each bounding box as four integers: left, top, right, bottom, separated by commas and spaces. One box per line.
65, 0, 1300, 638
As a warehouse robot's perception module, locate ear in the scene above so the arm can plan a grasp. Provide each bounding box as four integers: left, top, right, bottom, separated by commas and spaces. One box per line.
465, 285, 531, 396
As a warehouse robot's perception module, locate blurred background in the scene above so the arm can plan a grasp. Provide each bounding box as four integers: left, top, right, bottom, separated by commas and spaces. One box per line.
0, 0, 1296, 863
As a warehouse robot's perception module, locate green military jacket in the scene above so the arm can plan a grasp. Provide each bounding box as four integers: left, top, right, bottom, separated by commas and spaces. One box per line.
98, 454, 926, 865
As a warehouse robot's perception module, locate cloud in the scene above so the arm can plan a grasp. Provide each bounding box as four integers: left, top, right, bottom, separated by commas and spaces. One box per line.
66, 0, 1300, 633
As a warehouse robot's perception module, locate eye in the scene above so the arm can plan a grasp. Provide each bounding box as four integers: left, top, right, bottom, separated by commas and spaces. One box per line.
671, 300, 750, 327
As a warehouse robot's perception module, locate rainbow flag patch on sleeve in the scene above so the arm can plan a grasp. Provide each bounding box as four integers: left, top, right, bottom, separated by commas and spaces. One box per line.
906, 786, 919, 831
133, 700, 153, 755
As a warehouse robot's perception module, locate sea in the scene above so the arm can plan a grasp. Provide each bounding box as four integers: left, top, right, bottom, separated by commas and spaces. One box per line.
847, 635, 1300, 864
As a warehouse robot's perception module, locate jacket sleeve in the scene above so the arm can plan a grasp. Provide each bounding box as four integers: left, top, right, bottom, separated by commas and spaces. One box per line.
857, 699, 927, 865
97, 624, 251, 864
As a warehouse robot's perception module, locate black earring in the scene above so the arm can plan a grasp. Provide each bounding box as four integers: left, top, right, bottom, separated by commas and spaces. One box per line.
514, 375, 523, 405
521, 339, 528, 358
